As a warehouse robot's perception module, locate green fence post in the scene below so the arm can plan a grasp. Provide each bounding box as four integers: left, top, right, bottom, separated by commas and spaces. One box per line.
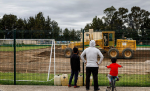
82, 29, 84, 86
14, 30, 16, 85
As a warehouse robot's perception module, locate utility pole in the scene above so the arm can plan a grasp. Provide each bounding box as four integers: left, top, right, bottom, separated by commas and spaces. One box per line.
82, 29, 84, 86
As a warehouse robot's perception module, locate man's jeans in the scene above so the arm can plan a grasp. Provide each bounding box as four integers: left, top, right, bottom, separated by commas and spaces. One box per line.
69, 70, 79, 86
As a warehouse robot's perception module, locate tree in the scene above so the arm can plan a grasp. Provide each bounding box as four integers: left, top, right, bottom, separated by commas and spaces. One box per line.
103, 6, 116, 29
140, 18, 150, 42
70, 29, 77, 40
0, 19, 4, 38
0, 18, 2, 30
116, 7, 128, 29
44, 16, 52, 39
1, 14, 17, 38
45, 16, 51, 30
143, 18, 150, 29
1, 14, 17, 30
91, 16, 104, 31
91, 16, 99, 30
15, 18, 25, 38
0, 12, 64, 39
84, 16, 104, 31
26, 16, 35, 38
23, 19, 28, 30
84, 23, 92, 31
106, 7, 128, 30
128, 6, 150, 30
51, 20, 60, 40
16, 18, 24, 30
76, 30, 81, 41
118, 7, 128, 23
32, 12, 46, 38
63, 28, 70, 41
34, 12, 45, 30
98, 18, 105, 30
0, 30, 4, 39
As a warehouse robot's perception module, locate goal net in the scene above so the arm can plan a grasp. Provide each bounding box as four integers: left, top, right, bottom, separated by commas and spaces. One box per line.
0, 39, 55, 82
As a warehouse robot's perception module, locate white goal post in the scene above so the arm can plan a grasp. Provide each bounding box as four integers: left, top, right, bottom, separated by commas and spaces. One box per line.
47, 39, 55, 81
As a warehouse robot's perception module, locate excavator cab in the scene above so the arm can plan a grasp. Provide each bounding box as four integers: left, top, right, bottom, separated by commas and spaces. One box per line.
102, 31, 115, 48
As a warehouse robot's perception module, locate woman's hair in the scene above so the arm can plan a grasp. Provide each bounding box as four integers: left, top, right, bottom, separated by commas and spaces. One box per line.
111, 58, 117, 63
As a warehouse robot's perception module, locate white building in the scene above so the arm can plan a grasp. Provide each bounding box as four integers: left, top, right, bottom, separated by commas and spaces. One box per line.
80, 29, 102, 42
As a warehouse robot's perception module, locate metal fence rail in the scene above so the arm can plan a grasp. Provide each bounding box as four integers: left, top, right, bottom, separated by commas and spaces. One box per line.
0, 30, 150, 86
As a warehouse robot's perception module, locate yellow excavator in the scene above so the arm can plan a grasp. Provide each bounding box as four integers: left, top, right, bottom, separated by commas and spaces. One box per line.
62, 29, 136, 59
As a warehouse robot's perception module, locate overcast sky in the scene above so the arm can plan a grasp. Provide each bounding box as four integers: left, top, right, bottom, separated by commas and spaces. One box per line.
0, 0, 150, 30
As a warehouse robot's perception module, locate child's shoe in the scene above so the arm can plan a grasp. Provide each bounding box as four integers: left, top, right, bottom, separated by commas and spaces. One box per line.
68, 84, 71, 87
74, 85, 80, 88
116, 78, 119, 81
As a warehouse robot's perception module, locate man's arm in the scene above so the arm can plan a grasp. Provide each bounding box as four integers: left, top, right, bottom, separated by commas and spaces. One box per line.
97, 50, 104, 65
80, 50, 86, 63
78, 56, 80, 72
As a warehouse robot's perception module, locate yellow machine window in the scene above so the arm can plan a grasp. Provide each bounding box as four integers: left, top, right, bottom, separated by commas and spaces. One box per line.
109, 33, 114, 46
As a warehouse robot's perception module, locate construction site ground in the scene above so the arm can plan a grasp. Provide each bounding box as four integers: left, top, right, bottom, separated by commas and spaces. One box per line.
0, 46, 150, 74
0, 46, 150, 91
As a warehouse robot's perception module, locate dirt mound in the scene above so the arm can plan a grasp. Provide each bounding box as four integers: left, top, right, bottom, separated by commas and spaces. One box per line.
38, 51, 50, 57
36, 49, 65, 58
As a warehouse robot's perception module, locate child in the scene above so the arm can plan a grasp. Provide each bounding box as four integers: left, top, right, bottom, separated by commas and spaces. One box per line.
68, 47, 80, 88
106, 58, 122, 84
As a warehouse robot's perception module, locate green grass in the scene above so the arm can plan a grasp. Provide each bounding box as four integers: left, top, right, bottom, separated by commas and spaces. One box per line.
136, 45, 150, 48
0, 72, 150, 86
0, 46, 50, 52
95, 45, 150, 48
0, 72, 54, 85
97, 74, 150, 87
0, 45, 150, 52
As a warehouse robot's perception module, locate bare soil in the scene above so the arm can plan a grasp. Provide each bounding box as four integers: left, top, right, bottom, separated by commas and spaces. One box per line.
0, 46, 150, 74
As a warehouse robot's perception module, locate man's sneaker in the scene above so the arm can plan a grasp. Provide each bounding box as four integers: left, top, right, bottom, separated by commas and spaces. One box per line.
116, 78, 119, 81
86, 88, 89, 90
74, 85, 80, 88
94, 87, 100, 91
68, 84, 71, 87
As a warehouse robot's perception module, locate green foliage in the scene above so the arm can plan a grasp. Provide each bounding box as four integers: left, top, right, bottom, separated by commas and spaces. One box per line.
0, 12, 65, 40
63, 28, 70, 40
84, 6, 150, 45
0, 46, 50, 52
0, 6, 150, 41
1, 14, 17, 30
0, 30, 4, 38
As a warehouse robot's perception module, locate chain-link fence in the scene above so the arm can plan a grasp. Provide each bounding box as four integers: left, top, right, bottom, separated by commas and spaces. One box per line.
0, 29, 150, 86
